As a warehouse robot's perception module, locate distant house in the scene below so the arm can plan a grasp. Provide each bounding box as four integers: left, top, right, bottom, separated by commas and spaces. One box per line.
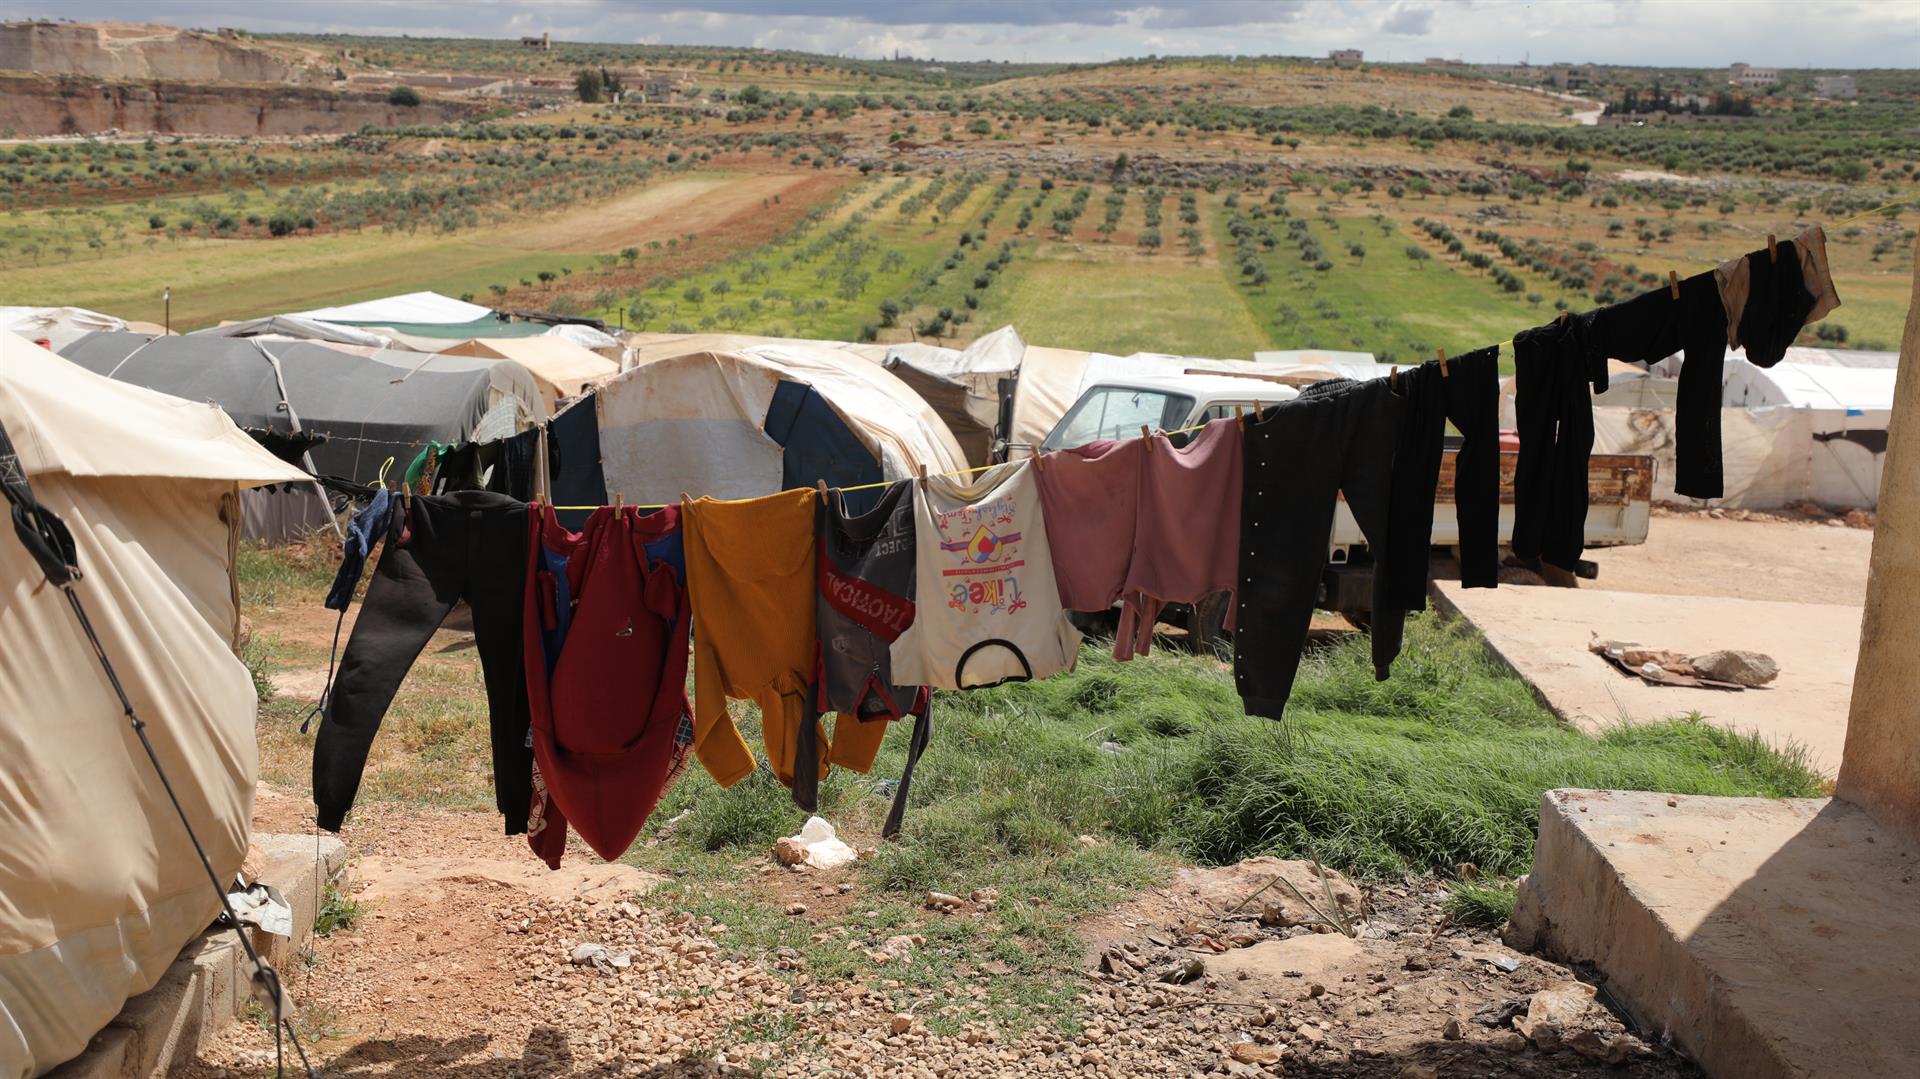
1729, 63, 1777, 89
1329, 49, 1363, 67
521, 32, 551, 51
643, 69, 694, 99
1814, 75, 1857, 99
1546, 63, 1595, 91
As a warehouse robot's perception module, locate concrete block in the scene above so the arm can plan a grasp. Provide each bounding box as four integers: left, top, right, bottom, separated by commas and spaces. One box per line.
41, 1027, 133, 1079
179, 933, 240, 1022
248, 833, 347, 970
106, 960, 208, 1077
1511, 789, 1920, 1079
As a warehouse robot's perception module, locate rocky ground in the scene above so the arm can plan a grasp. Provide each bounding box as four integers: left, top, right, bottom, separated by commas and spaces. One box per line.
189, 793, 1696, 1079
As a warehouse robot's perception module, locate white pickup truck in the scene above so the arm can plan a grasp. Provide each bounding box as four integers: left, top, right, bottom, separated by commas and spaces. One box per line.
1039, 370, 1654, 620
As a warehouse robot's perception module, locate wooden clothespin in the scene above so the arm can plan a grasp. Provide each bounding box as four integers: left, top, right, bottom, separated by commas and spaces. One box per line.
1436, 348, 1449, 378
1033, 449, 1045, 472
679, 491, 692, 506
1234, 405, 1245, 431
1668, 270, 1680, 300
1140, 424, 1154, 452
613, 492, 624, 510
1389, 367, 1400, 392
816, 479, 828, 494
1559, 311, 1570, 325
1767, 233, 1778, 263
916, 464, 928, 483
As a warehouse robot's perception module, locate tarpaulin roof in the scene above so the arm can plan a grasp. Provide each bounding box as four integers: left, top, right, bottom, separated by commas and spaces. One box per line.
1723, 359, 1897, 411
623, 331, 890, 368
59, 332, 544, 484
0, 330, 297, 1076
193, 315, 396, 349
0, 306, 129, 352
288, 290, 494, 325
438, 336, 621, 412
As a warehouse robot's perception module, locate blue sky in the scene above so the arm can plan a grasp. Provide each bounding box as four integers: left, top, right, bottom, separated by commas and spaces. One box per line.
5, 1, 1914, 67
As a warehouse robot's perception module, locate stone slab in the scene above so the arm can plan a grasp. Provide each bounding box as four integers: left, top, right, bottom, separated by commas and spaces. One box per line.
1509, 790, 1920, 1079
1433, 581, 1860, 774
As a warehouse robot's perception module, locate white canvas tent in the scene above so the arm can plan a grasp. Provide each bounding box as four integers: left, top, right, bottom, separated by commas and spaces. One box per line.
0, 332, 308, 1076
883, 326, 1024, 465
583, 347, 966, 507
1592, 355, 1898, 509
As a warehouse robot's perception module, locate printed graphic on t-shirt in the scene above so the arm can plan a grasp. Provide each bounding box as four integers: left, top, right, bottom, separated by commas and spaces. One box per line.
934, 496, 1028, 615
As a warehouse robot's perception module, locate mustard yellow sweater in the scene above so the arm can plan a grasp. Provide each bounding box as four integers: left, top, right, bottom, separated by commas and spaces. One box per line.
680, 489, 824, 789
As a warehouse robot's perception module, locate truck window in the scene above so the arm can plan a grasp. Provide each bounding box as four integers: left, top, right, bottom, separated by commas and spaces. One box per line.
1045, 387, 1195, 450
1198, 401, 1264, 423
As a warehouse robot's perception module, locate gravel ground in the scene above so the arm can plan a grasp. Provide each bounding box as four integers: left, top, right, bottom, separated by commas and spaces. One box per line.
189, 794, 1699, 1078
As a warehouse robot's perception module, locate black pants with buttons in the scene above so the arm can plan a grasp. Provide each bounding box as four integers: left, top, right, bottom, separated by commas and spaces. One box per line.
1235, 378, 1403, 719
312, 491, 531, 834
1385, 349, 1502, 606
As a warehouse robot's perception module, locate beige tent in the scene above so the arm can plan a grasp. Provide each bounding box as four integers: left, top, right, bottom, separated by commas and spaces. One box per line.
0, 332, 307, 1076
439, 336, 620, 412
623, 331, 890, 370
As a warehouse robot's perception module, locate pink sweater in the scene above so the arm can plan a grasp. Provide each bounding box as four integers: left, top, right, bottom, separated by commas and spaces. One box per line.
1115, 419, 1243, 659
1033, 438, 1145, 614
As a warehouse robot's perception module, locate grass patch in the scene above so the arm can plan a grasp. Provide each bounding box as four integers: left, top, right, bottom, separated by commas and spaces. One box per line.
1446, 879, 1519, 930
237, 537, 341, 610
314, 879, 364, 938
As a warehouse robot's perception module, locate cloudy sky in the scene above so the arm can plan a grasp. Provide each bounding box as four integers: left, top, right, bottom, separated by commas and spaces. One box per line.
6, 1, 1915, 68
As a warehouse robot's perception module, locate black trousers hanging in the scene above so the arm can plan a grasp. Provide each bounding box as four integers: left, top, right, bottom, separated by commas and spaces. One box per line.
312, 491, 532, 834
1511, 318, 1603, 573
1589, 273, 1728, 499
1235, 377, 1402, 719
1385, 347, 1501, 609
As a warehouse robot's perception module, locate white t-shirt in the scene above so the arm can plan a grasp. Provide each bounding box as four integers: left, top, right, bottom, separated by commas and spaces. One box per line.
890, 461, 1083, 689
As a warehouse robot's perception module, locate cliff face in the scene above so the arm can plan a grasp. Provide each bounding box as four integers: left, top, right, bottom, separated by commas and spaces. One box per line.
0, 21, 314, 83
0, 74, 486, 136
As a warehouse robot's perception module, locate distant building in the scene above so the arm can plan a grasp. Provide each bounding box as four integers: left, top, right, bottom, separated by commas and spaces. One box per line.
1729, 63, 1777, 89
1814, 75, 1857, 99
1545, 63, 1595, 90
1329, 49, 1363, 67
521, 32, 551, 51
644, 69, 693, 99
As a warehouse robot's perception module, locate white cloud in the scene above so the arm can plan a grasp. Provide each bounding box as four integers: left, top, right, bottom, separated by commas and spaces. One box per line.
1379, 3, 1434, 36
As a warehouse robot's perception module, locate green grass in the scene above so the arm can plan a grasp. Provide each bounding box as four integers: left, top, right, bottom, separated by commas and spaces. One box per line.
1226, 208, 1582, 366
1446, 879, 1519, 930
972, 241, 1272, 356
237, 539, 340, 610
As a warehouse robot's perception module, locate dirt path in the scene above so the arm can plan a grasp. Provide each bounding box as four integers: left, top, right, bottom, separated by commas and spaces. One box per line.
502, 172, 831, 252
1586, 513, 1873, 606
197, 788, 1696, 1078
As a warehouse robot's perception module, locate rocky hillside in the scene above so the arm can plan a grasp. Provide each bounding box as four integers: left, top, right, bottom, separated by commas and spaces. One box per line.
0, 20, 315, 83
0, 73, 486, 136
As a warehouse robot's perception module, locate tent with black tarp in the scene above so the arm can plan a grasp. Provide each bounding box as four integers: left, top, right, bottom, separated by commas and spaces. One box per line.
59, 332, 545, 486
